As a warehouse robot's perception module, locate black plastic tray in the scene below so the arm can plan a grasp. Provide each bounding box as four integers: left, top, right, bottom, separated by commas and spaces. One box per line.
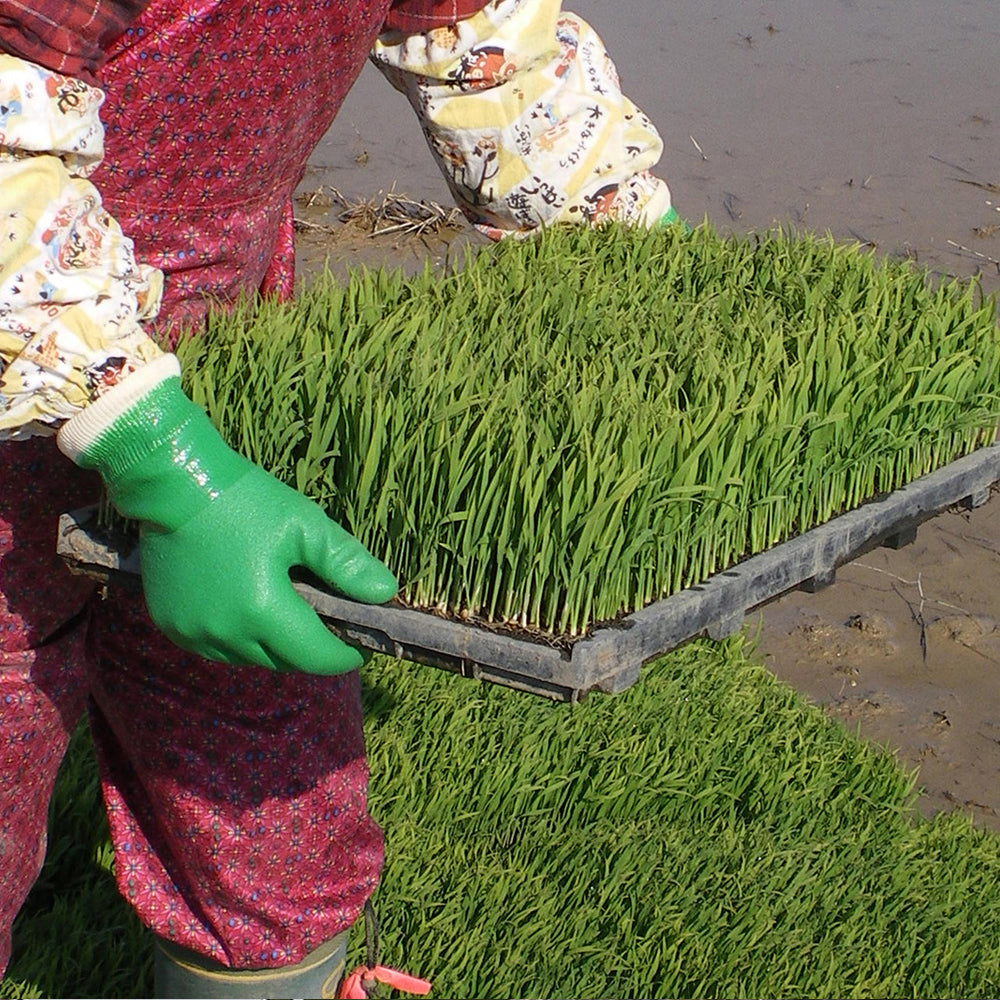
58, 443, 1000, 701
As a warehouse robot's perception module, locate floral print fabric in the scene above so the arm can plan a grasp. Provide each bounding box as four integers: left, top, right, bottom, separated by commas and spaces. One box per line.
372, 0, 672, 238
1, 0, 394, 973
1, 1, 673, 442
0, 55, 163, 439
0, 437, 383, 972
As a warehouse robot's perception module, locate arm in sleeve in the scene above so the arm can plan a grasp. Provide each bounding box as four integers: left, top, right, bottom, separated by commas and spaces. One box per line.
0, 54, 165, 441
371, 0, 675, 239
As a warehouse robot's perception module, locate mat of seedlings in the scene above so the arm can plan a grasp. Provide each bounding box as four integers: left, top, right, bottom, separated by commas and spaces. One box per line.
172, 224, 1000, 672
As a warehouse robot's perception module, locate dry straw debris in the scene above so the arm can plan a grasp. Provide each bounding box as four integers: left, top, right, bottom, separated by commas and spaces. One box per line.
295, 185, 464, 238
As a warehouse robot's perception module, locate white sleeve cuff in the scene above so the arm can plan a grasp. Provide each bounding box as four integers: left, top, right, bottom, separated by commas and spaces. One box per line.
57, 353, 182, 462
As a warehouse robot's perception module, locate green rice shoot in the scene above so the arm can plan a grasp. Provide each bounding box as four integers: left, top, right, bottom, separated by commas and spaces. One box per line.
176, 223, 1000, 638
9, 637, 1000, 999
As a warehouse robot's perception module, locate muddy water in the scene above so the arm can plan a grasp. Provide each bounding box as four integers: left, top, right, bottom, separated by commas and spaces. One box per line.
308, 0, 1000, 289
300, 1, 1000, 828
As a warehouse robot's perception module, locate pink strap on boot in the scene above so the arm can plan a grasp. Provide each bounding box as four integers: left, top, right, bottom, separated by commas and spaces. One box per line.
339, 963, 432, 998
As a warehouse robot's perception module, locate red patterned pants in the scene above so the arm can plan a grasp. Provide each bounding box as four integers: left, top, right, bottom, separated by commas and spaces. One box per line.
1, 0, 404, 974
0, 438, 383, 971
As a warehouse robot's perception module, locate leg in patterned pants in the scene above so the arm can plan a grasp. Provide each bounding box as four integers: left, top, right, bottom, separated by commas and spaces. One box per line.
1, 0, 397, 981
0, 435, 383, 978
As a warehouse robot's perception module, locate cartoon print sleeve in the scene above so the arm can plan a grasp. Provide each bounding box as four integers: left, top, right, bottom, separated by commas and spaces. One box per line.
371, 0, 675, 239
0, 54, 164, 441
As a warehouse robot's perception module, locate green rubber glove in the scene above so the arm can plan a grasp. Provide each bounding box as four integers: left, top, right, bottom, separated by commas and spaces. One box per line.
658, 206, 693, 234
70, 370, 397, 675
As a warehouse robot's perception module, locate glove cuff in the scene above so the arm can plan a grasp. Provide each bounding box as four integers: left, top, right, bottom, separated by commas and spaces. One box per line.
57, 353, 182, 464
58, 353, 249, 528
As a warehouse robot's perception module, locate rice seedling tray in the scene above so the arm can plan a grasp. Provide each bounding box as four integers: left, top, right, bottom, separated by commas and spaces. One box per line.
57, 440, 1000, 701
58, 225, 1000, 698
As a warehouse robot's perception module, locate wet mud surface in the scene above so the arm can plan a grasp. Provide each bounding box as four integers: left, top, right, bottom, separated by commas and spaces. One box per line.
754, 499, 1000, 830
295, 1, 1000, 828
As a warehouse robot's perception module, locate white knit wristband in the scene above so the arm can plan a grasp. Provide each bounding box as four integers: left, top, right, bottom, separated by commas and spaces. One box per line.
57, 353, 182, 463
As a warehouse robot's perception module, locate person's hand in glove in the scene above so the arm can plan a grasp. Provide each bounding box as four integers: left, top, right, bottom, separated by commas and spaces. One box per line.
58, 355, 397, 675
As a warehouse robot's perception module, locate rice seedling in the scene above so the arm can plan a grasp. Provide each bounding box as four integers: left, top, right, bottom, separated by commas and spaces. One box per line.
358, 637, 1000, 999
11, 636, 1000, 999
175, 223, 1000, 639
16, 225, 1000, 999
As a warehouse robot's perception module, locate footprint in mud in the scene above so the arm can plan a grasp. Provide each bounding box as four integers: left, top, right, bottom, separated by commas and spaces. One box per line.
926, 614, 1000, 662
796, 610, 897, 662
844, 611, 894, 641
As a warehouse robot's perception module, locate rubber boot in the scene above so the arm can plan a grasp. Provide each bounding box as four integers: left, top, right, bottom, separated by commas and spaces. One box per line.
153, 930, 349, 999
